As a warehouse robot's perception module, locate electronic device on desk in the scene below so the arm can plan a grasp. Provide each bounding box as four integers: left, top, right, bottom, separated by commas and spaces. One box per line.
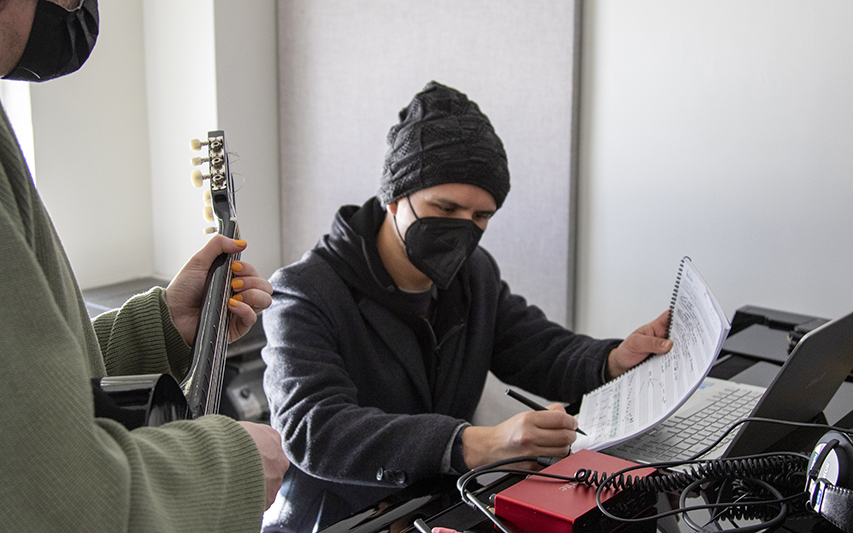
493, 450, 656, 533
460, 448, 809, 532
717, 306, 830, 377
607, 309, 853, 468
806, 431, 853, 533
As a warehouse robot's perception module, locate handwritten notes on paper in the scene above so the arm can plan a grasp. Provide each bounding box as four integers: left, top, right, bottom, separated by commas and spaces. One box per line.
573, 258, 730, 452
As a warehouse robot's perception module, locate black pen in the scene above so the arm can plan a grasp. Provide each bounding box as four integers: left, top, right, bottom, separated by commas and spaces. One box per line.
505, 388, 587, 436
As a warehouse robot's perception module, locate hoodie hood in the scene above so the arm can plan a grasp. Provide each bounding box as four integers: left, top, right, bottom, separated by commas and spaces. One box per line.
313, 197, 433, 317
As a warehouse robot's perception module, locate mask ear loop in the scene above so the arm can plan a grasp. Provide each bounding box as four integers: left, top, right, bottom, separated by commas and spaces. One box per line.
392, 195, 419, 244
405, 195, 421, 220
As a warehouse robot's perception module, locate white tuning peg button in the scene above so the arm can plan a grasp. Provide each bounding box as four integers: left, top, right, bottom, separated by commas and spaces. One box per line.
203, 206, 214, 223
191, 169, 207, 188
190, 138, 204, 151
204, 226, 217, 235
203, 189, 212, 205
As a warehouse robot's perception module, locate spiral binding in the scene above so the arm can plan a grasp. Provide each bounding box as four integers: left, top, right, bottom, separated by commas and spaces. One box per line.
666, 256, 691, 339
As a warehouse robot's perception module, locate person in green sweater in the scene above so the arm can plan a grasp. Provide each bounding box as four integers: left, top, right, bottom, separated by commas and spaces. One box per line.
0, 0, 290, 531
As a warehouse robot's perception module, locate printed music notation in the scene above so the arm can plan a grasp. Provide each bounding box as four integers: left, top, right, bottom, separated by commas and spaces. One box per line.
573, 258, 730, 452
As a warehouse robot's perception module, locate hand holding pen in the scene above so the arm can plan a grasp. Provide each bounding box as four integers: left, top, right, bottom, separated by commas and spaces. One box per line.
505, 388, 587, 436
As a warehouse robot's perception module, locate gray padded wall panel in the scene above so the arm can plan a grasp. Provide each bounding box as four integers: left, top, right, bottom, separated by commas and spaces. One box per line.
277, 0, 579, 328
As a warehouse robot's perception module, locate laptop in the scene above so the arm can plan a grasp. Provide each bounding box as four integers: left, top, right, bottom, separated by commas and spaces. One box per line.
604, 309, 853, 464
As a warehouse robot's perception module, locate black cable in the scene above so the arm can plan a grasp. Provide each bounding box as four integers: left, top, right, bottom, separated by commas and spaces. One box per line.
454, 418, 843, 531
456, 456, 547, 533
591, 452, 808, 524
678, 477, 788, 533
679, 417, 853, 463
456, 453, 806, 527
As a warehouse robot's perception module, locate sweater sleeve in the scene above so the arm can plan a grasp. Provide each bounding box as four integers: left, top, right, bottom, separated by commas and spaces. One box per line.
1, 110, 266, 531
92, 287, 194, 381
485, 253, 622, 404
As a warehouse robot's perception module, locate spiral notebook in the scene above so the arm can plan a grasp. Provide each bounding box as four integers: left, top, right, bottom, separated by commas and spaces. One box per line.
606, 308, 853, 465
572, 257, 731, 452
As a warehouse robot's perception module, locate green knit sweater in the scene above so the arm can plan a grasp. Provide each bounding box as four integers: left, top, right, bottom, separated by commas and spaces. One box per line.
0, 104, 265, 532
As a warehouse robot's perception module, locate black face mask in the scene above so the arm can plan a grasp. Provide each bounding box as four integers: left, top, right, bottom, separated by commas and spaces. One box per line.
394, 196, 484, 290
3, 0, 99, 82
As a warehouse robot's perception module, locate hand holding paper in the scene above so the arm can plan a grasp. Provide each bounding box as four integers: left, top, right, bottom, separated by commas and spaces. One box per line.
606, 310, 674, 379
573, 258, 730, 452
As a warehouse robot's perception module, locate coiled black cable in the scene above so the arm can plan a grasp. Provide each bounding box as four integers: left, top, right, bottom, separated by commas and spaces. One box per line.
679, 476, 789, 533
575, 453, 806, 494
454, 418, 853, 532
589, 452, 808, 525
455, 452, 808, 531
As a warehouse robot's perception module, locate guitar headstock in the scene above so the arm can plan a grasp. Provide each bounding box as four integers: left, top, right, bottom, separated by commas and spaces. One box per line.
190, 130, 238, 239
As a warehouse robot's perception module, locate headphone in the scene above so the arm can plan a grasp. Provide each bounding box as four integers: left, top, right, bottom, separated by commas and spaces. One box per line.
806, 431, 853, 532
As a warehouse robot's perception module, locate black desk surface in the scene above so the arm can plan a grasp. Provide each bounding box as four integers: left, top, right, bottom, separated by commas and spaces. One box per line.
318, 307, 851, 533
317, 464, 836, 533
317, 351, 848, 533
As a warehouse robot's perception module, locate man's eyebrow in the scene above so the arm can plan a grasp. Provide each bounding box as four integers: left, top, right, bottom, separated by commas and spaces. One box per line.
430, 197, 462, 207
431, 197, 496, 215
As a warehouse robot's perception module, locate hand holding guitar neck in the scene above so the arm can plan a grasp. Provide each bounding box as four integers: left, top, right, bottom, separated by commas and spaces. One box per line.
92, 130, 271, 426
164, 235, 272, 346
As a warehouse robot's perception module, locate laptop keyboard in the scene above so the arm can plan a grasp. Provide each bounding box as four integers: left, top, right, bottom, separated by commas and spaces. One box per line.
608, 386, 763, 463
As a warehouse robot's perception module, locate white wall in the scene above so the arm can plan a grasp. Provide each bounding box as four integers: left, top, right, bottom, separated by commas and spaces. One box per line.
144, 0, 282, 280
31, 0, 154, 289
0, 80, 36, 177
24, 0, 850, 354
25, 1, 280, 290
143, 0, 219, 280
578, 0, 853, 338
213, 1, 282, 279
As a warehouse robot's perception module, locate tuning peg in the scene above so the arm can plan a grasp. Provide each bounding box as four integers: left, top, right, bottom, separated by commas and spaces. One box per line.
191, 155, 224, 171
203, 205, 214, 223
204, 226, 217, 235
190, 137, 224, 152
191, 169, 209, 188
203, 189, 212, 205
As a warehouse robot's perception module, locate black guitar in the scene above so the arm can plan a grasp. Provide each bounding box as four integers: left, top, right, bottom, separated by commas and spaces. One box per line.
92, 130, 239, 428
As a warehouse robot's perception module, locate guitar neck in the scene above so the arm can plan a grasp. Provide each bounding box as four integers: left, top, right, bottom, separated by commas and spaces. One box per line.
182, 129, 238, 418
181, 249, 236, 417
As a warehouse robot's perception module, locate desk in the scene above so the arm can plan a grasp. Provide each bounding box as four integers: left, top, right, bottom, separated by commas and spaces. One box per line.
318, 307, 849, 532
319, 384, 841, 532
316, 466, 834, 533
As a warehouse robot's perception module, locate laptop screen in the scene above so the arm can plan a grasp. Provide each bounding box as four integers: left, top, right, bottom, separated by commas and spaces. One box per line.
725, 310, 853, 457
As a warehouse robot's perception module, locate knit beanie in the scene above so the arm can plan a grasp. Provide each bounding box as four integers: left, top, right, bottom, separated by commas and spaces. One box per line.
378, 81, 510, 209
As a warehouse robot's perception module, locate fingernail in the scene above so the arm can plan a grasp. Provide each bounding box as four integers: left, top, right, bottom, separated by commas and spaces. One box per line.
231, 278, 244, 289
234, 239, 247, 247
231, 261, 242, 272
232, 294, 243, 302
229, 297, 239, 307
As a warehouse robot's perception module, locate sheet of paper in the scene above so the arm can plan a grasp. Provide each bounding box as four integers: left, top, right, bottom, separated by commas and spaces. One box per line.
573, 258, 730, 451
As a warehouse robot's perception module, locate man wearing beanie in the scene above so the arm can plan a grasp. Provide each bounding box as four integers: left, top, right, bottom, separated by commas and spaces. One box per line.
261, 82, 672, 532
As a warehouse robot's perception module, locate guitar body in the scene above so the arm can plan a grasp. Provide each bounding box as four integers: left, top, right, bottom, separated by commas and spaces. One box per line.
92, 374, 189, 429
92, 130, 238, 428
